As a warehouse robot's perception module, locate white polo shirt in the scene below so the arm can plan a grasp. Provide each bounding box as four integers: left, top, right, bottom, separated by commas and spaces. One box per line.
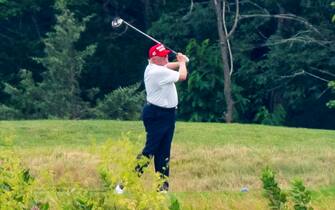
144, 63, 180, 108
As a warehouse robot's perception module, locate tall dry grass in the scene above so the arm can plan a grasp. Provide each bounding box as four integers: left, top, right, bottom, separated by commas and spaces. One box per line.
14, 143, 335, 209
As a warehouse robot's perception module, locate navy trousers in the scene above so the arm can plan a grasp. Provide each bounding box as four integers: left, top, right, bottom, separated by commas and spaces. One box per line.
139, 103, 176, 177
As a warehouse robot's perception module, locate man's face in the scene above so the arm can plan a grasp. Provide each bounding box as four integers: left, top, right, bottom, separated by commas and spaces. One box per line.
151, 56, 168, 66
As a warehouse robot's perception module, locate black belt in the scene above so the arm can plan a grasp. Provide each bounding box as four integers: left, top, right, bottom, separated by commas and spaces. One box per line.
146, 102, 177, 110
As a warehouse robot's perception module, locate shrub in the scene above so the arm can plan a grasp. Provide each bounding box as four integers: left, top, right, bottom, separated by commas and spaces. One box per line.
0, 152, 48, 209
0, 104, 21, 120
261, 167, 287, 210
0, 135, 177, 209
261, 167, 314, 210
93, 83, 145, 120
254, 105, 286, 125
290, 179, 313, 210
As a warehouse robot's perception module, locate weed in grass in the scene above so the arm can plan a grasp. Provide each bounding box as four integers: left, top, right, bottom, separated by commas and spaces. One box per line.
261, 167, 315, 210
290, 179, 313, 210
261, 167, 288, 210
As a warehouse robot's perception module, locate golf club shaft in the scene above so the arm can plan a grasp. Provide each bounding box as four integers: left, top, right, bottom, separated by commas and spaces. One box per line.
121, 19, 178, 54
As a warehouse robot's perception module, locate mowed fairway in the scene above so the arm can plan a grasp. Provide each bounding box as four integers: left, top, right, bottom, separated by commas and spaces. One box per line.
1, 120, 335, 209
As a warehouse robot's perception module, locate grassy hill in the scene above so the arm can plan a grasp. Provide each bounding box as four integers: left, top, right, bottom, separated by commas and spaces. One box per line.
1, 120, 335, 209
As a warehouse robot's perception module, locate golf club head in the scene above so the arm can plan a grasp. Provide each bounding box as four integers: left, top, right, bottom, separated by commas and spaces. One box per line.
110, 17, 190, 63
111, 17, 123, 28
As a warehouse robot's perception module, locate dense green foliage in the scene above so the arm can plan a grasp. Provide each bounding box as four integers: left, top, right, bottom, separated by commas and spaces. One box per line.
0, 152, 48, 209
3, 1, 96, 119
0, 138, 174, 209
0, 0, 334, 128
178, 39, 225, 122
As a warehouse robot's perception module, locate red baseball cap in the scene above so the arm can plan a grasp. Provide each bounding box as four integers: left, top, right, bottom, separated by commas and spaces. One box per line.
148, 44, 171, 58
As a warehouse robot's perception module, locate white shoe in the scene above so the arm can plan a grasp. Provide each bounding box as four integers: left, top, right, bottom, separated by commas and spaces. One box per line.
115, 184, 124, 194
159, 190, 168, 194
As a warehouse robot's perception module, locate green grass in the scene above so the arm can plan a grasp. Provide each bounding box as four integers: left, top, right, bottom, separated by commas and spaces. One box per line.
1, 120, 335, 209
1, 120, 334, 147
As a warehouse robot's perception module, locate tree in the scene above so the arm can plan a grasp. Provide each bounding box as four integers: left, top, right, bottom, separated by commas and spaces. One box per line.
35, 0, 95, 118
232, 0, 335, 128
212, 0, 238, 123
179, 39, 226, 122
35, 0, 96, 118
148, 3, 230, 122
0, 0, 55, 104
1, 0, 334, 128
4, 0, 96, 119
3, 70, 42, 118
211, 0, 335, 127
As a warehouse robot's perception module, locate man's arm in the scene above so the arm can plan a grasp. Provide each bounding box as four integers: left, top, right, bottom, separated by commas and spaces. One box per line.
177, 53, 188, 81
165, 62, 179, 70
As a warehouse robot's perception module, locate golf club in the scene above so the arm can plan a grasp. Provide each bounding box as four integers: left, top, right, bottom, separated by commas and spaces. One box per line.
111, 17, 189, 62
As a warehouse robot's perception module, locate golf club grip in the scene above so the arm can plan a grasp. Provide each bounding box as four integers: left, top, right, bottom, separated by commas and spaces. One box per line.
165, 48, 190, 63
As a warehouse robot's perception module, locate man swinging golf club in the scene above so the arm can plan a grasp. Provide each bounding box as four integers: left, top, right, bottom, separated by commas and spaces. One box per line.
112, 17, 189, 193
138, 44, 188, 191
115, 44, 188, 194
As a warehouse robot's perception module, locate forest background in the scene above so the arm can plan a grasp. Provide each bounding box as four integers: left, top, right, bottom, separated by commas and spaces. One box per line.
0, 0, 334, 129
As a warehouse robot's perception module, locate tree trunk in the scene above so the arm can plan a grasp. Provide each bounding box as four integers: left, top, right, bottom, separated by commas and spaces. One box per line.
213, 0, 234, 123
